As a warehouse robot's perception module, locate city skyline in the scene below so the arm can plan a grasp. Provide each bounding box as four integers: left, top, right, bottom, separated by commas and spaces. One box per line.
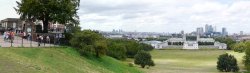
0, 0, 250, 33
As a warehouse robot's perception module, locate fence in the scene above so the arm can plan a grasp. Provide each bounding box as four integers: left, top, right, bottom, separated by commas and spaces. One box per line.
0, 33, 66, 48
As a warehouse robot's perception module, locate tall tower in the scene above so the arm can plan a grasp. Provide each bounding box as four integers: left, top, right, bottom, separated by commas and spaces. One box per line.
197, 34, 200, 42
183, 34, 186, 41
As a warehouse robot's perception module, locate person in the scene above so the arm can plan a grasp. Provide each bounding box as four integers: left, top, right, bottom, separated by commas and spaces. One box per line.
46, 35, 50, 44
37, 34, 40, 46
10, 31, 15, 43
3, 31, 6, 41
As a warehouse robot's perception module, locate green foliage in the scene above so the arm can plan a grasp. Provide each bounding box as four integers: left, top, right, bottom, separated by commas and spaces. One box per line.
107, 43, 127, 60
215, 37, 236, 50
35, 25, 42, 33
15, 0, 80, 33
70, 30, 107, 57
138, 43, 154, 51
233, 42, 247, 53
0, 47, 142, 73
243, 42, 250, 70
134, 50, 155, 68
217, 53, 239, 72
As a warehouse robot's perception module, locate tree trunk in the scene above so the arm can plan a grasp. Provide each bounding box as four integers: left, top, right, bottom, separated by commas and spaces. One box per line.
43, 14, 49, 33
43, 19, 49, 33
141, 65, 145, 68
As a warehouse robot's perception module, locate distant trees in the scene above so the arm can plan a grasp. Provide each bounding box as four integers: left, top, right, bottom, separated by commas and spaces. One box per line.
217, 53, 239, 72
70, 30, 107, 57
106, 39, 154, 60
134, 50, 155, 68
233, 42, 247, 53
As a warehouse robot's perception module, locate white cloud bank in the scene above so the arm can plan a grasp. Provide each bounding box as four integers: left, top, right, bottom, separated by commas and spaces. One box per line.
79, 0, 250, 33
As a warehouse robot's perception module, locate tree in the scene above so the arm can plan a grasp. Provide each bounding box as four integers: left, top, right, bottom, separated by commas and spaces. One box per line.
138, 43, 154, 51
15, 0, 80, 33
107, 43, 127, 60
233, 42, 247, 53
70, 30, 107, 57
217, 53, 239, 72
242, 42, 250, 70
134, 50, 155, 68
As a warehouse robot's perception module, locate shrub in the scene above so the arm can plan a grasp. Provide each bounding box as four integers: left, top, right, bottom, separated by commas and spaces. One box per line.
70, 30, 107, 57
107, 43, 127, 60
217, 53, 239, 72
134, 50, 155, 68
243, 42, 250, 70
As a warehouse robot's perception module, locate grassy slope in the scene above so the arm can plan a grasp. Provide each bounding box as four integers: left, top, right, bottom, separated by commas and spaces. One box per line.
140, 49, 245, 73
0, 47, 142, 73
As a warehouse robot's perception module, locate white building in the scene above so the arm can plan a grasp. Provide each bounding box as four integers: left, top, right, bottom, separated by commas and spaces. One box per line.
214, 42, 227, 49
183, 41, 199, 49
142, 41, 168, 49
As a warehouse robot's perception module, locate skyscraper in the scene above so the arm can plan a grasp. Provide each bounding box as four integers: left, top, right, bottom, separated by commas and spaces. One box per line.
240, 31, 243, 35
222, 27, 228, 36
196, 27, 204, 36
205, 24, 214, 33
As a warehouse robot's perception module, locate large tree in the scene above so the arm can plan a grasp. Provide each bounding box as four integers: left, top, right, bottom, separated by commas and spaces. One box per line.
15, 0, 80, 33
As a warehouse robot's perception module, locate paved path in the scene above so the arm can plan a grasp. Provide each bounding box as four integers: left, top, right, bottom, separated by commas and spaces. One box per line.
0, 36, 55, 47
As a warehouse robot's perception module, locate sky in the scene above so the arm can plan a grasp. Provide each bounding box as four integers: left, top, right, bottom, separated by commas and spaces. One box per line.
1, 0, 250, 34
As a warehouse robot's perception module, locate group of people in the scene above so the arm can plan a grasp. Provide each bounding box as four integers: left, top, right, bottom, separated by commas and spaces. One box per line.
3, 31, 15, 43
37, 34, 50, 46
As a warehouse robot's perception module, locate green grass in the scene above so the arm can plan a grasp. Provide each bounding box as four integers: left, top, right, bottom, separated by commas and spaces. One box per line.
0, 47, 142, 73
139, 49, 245, 73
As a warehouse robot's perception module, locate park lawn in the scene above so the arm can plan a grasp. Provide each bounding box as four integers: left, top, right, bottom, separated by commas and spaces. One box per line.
140, 49, 245, 73
0, 47, 142, 73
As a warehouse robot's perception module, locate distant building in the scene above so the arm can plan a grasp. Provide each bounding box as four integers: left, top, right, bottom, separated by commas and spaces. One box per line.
240, 31, 243, 36
214, 42, 227, 49
196, 27, 204, 36
205, 24, 214, 33
183, 41, 199, 49
0, 18, 23, 33
141, 41, 168, 49
222, 27, 228, 36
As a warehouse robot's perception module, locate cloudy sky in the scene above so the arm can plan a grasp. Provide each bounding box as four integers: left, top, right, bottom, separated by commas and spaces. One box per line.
1, 0, 250, 33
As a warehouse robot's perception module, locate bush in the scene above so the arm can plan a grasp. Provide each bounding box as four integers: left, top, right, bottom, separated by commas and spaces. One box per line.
107, 43, 127, 60
70, 30, 107, 57
217, 53, 239, 72
243, 42, 250, 70
139, 43, 154, 51
134, 50, 155, 68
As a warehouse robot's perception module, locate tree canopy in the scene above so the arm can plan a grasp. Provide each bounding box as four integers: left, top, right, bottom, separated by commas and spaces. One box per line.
217, 53, 239, 72
134, 50, 155, 68
70, 30, 107, 57
15, 0, 80, 33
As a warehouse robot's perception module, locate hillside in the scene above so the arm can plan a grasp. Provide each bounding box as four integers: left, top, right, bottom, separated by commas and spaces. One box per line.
139, 49, 245, 73
0, 47, 142, 73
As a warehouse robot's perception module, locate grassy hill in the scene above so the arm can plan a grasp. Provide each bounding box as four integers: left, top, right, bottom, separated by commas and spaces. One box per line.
0, 47, 142, 73
139, 49, 245, 73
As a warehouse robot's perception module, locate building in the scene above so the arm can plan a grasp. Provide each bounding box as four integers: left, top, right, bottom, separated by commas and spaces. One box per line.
196, 27, 204, 36
205, 24, 214, 33
141, 41, 168, 49
214, 42, 227, 49
222, 27, 228, 36
183, 41, 199, 49
0, 18, 23, 33
240, 31, 243, 36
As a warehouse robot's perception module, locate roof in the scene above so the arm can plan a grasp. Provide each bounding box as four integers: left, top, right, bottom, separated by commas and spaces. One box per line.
198, 38, 215, 42
2, 18, 20, 22
167, 38, 184, 42
142, 41, 162, 44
